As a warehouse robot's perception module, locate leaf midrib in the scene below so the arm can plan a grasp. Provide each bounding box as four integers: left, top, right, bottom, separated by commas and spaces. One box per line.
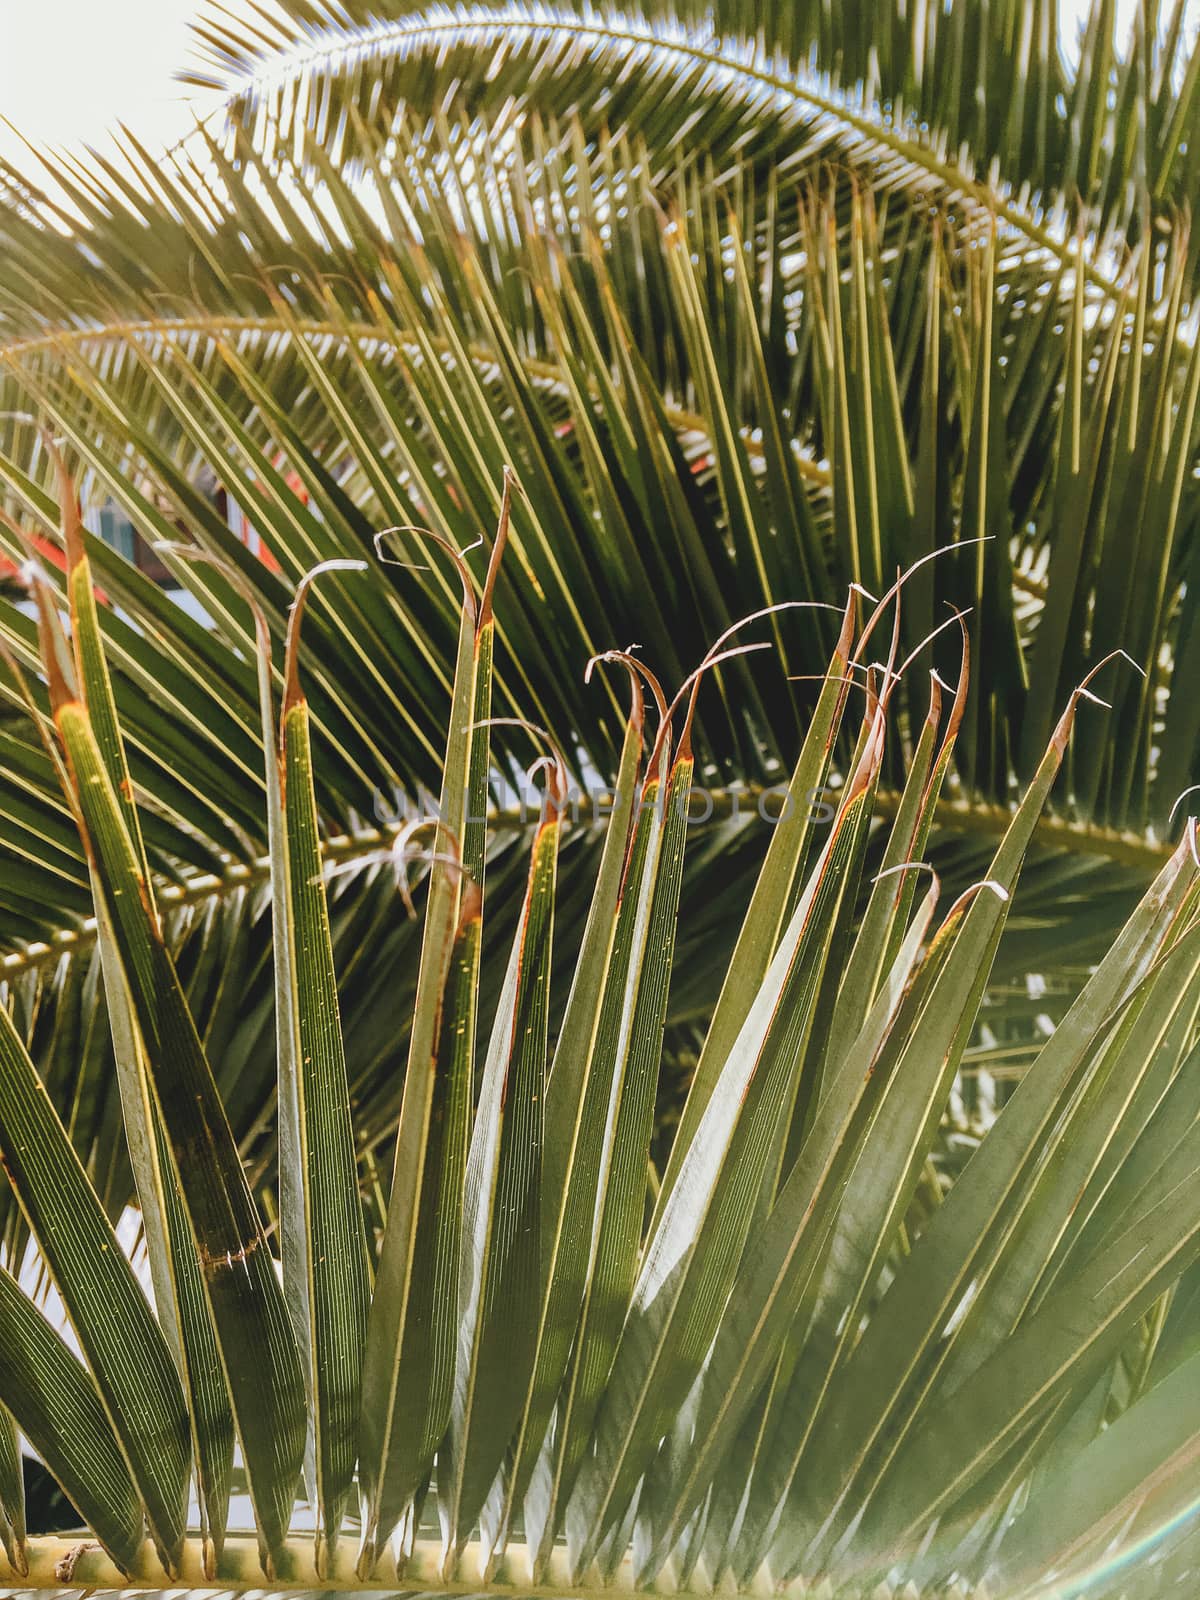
0, 791, 1172, 979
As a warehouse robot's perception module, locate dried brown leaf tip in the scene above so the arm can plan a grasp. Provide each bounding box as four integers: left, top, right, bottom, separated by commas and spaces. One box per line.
375, 524, 480, 631
283, 558, 368, 721
586, 648, 670, 744
40, 430, 85, 575
385, 816, 465, 918
478, 466, 519, 635
1051, 649, 1142, 756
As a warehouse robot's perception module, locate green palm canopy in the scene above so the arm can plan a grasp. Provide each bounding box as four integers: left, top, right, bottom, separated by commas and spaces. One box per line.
0, 1, 1198, 1595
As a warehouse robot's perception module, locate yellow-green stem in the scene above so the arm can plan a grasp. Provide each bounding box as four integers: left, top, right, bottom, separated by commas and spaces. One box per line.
0, 790, 1171, 984
2, 1535, 995, 1596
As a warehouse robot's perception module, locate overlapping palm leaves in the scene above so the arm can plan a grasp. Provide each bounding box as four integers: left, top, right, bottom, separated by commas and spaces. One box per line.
1, 469, 1199, 1595
1, 106, 1196, 898
190, 0, 1198, 263
0, 0, 1198, 1590
0, 20, 1196, 1292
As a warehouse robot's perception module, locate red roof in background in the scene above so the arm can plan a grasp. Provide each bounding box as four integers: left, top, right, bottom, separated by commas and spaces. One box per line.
233, 462, 307, 574
0, 532, 66, 577
3, 463, 307, 594
1, 532, 113, 605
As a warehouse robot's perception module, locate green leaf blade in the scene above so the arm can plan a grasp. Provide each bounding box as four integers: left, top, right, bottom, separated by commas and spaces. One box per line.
54, 700, 306, 1577
279, 698, 372, 1566
0, 1268, 144, 1575
0, 996, 190, 1572
441, 801, 562, 1562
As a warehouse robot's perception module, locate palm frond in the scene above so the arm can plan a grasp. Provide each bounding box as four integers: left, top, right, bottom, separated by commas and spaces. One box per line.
0, 489, 1199, 1594
0, 11, 1197, 1585
1, 131, 1194, 835
187, 0, 1200, 281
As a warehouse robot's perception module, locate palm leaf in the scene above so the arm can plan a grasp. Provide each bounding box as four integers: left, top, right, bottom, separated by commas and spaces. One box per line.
0, 5, 1198, 1593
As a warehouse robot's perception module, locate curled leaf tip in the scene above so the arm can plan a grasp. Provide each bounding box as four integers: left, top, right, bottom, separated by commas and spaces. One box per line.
586, 649, 668, 738
160, 544, 274, 659
480, 715, 569, 825
1076, 647, 1142, 693
947, 879, 1010, 920
384, 816, 466, 917
527, 751, 570, 823
873, 860, 939, 900
376, 525, 479, 626
1052, 648, 1136, 752
1167, 784, 1200, 826
283, 559, 367, 719
374, 530, 431, 572
479, 470, 517, 633
586, 650, 646, 737
474, 715, 567, 802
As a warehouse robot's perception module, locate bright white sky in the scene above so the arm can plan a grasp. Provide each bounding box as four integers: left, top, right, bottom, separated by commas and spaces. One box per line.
0, 0, 220, 177
0, 0, 1145, 183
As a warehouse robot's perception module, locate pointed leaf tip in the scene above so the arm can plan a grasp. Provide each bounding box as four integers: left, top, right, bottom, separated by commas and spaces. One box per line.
26, 564, 77, 714
40, 429, 86, 574
479, 468, 518, 633
1051, 649, 1140, 753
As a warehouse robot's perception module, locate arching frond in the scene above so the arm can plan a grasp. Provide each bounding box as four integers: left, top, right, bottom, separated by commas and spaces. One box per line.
188, 0, 1200, 281
1, 481, 1199, 1596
